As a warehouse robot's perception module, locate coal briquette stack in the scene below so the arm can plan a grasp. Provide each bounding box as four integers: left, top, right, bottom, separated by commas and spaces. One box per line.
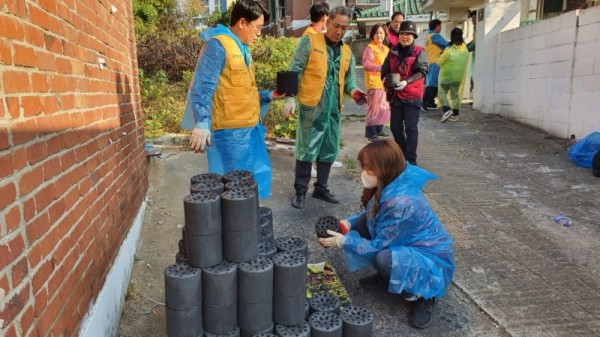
221, 189, 258, 263
308, 294, 340, 315
275, 236, 309, 259
203, 261, 238, 335
164, 263, 203, 337
272, 251, 307, 326
191, 179, 225, 195
259, 207, 273, 231
275, 320, 310, 337
191, 172, 223, 185
315, 216, 340, 238
205, 327, 241, 337
238, 257, 274, 336
225, 179, 260, 227
183, 192, 223, 267
222, 170, 254, 184
257, 241, 277, 259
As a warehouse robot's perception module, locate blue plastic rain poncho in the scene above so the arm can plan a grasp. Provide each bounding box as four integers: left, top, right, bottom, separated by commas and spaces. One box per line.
424, 30, 449, 88
182, 25, 273, 199
568, 132, 600, 168
342, 164, 455, 299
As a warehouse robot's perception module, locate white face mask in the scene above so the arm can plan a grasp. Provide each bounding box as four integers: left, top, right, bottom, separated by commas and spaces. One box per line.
360, 170, 378, 189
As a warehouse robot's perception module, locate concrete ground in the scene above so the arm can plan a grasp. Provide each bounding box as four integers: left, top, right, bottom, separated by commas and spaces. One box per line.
118, 70, 600, 337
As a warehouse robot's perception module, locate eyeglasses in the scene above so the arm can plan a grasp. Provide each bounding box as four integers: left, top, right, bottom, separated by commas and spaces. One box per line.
248, 22, 263, 35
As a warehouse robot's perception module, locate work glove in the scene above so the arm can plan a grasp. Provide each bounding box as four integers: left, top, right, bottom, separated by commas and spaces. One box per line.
339, 220, 350, 235
352, 89, 368, 105
190, 128, 211, 153
283, 97, 296, 121
393, 80, 408, 91
271, 90, 286, 101
318, 230, 345, 249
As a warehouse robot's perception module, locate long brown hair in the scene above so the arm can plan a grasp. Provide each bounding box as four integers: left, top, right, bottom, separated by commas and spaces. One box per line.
357, 140, 406, 216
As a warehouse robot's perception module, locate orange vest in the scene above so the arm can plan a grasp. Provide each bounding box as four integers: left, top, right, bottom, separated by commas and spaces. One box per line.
211, 35, 259, 130
425, 33, 443, 65
297, 33, 352, 108
364, 42, 389, 90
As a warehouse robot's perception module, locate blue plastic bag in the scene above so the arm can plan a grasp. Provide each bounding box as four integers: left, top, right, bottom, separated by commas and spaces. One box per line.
568, 132, 600, 168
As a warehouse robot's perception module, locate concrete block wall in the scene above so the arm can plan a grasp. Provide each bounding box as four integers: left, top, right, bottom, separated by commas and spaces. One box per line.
570, 6, 600, 138
492, 8, 600, 139
0, 0, 147, 336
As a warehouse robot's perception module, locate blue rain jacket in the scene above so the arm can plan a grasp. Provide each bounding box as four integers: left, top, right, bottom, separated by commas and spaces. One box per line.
181, 25, 272, 198
425, 30, 449, 88
343, 164, 455, 299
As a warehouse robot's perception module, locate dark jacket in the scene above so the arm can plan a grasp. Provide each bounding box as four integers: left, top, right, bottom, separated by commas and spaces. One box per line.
381, 43, 429, 107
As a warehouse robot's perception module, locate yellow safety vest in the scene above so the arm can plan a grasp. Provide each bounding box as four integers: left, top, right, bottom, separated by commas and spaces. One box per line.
302, 25, 318, 37
425, 33, 443, 65
364, 42, 389, 90
297, 33, 352, 108
211, 35, 259, 130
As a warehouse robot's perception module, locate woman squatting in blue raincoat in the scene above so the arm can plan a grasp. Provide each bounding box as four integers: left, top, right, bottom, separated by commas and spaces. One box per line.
319, 139, 455, 329
182, 0, 285, 199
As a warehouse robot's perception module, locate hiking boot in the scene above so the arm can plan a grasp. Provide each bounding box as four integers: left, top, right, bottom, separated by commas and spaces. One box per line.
312, 186, 339, 204
440, 110, 453, 123
409, 297, 436, 329
291, 193, 305, 209
359, 273, 386, 290
449, 115, 459, 122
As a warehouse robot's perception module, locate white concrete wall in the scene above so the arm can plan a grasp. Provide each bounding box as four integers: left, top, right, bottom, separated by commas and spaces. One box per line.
570, 6, 600, 138
487, 6, 600, 139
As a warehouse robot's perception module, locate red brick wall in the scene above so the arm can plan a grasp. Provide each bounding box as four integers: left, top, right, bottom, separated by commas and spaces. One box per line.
0, 0, 147, 336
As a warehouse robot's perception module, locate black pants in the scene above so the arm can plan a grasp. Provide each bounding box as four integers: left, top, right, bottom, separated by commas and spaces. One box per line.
390, 104, 420, 165
422, 86, 438, 108
294, 160, 332, 194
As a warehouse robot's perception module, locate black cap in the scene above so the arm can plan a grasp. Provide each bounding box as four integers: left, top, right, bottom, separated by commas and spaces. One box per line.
399, 20, 418, 38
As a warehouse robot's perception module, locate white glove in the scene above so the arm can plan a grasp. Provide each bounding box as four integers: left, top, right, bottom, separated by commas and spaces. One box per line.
190, 128, 211, 153
318, 230, 346, 249
283, 97, 296, 121
393, 80, 408, 91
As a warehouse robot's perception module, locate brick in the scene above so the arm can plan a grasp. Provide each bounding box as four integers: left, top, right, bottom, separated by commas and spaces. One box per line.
11, 147, 27, 173
0, 14, 25, 40
38, 0, 57, 12
0, 182, 16, 210
33, 288, 48, 316
0, 127, 9, 150
0, 283, 30, 331
27, 3, 49, 29
42, 96, 60, 115
19, 166, 44, 197
0, 233, 24, 268
31, 73, 50, 93
26, 141, 48, 166
36, 50, 56, 72
58, 94, 75, 110
26, 211, 50, 243
44, 33, 62, 54
32, 259, 54, 294
13, 44, 36, 67
36, 288, 61, 334
34, 183, 57, 213
23, 197, 36, 222
55, 57, 72, 74
22, 96, 43, 117
36, 115, 55, 137
19, 305, 35, 337
23, 23, 44, 47
50, 75, 68, 92
12, 118, 38, 146
2, 324, 17, 337
4, 205, 21, 233
59, 150, 76, 170
0, 152, 12, 179
6, 97, 20, 119
11, 257, 29, 286
46, 135, 65, 156
7, 0, 27, 17
47, 198, 65, 225
0, 39, 12, 65
43, 156, 61, 182
3, 71, 31, 93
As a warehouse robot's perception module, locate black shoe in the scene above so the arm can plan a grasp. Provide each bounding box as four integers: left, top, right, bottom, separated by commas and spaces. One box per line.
291, 193, 305, 209
312, 187, 339, 204
359, 273, 386, 290
409, 297, 436, 329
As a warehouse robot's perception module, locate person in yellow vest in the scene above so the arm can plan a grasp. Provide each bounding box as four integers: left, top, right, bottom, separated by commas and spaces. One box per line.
283, 6, 367, 209
362, 23, 390, 141
302, 1, 329, 37
181, 0, 285, 199
422, 19, 449, 112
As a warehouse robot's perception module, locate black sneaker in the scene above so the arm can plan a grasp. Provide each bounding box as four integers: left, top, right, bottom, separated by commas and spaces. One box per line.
291, 193, 305, 209
312, 187, 339, 204
409, 297, 436, 329
359, 273, 386, 290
